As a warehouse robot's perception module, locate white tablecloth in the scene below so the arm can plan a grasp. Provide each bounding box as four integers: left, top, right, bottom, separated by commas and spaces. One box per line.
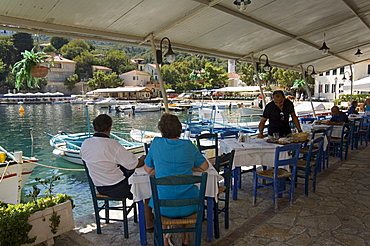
128, 165, 221, 202
220, 138, 287, 168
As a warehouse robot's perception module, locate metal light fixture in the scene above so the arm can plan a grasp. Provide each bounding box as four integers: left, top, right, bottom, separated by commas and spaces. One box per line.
319, 33, 330, 54
354, 48, 363, 57
233, 0, 252, 11
256, 54, 271, 73
342, 71, 351, 82
305, 65, 317, 79
156, 37, 175, 65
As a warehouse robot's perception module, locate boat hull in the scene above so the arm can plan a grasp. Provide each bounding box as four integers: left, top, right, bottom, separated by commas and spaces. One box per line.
0, 159, 36, 204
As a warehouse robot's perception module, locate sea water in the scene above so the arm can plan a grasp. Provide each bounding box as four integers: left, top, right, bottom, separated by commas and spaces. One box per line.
0, 103, 260, 217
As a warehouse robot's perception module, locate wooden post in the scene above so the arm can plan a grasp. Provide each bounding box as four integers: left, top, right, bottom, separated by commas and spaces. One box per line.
301, 65, 316, 117
251, 54, 266, 108
149, 34, 169, 113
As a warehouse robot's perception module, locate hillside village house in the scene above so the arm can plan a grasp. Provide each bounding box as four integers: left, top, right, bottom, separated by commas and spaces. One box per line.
314, 61, 370, 101
44, 55, 78, 94
92, 65, 112, 74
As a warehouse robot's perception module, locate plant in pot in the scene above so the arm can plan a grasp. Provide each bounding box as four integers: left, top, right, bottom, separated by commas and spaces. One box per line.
0, 175, 74, 246
12, 48, 50, 90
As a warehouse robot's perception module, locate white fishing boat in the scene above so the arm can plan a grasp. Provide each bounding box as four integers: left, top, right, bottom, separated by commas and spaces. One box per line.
50, 132, 144, 165
115, 103, 161, 113
0, 147, 38, 204
94, 97, 117, 108
130, 129, 162, 143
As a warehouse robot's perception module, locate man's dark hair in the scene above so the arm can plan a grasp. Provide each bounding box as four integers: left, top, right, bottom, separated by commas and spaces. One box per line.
158, 113, 182, 139
93, 114, 112, 132
273, 90, 285, 98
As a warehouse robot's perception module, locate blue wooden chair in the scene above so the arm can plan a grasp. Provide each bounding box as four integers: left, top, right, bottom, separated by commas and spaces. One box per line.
196, 133, 219, 169
296, 137, 324, 196
300, 117, 317, 124
213, 150, 235, 239
252, 144, 301, 210
351, 118, 362, 150
83, 161, 137, 237
359, 116, 370, 146
150, 173, 208, 246
330, 123, 352, 161
144, 142, 151, 154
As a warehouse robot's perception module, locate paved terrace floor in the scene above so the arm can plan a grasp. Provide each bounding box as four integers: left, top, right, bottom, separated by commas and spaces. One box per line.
53, 145, 370, 246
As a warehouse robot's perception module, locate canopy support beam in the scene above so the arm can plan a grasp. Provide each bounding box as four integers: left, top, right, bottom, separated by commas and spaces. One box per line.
301, 64, 316, 118
251, 53, 266, 108
149, 34, 169, 113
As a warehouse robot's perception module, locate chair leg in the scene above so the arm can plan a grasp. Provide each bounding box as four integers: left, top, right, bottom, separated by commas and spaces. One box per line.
289, 175, 295, 206
273, 180, 278, 210
304, 172, 309, 197
123, 200, 129, 238
93, 200, 102, 234
213, 200, 220, 239
133, 202, 138, 223
252, 172, 257, 206
104, 200, 109, 223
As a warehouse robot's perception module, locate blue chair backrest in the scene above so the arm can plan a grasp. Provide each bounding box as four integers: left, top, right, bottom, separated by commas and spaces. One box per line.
82, 160, 98, 198
196, 133, 219, 157
300, 117, 317, 124
273, 144, 301, 178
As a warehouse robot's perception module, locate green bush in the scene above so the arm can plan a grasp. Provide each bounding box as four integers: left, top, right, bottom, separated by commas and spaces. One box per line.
0, 194, 71, 246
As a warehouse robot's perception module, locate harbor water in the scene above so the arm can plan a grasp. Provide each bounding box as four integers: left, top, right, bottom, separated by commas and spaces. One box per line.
0, 103, 260, 218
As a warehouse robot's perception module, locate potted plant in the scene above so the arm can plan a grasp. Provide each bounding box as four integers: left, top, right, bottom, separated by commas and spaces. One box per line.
12, 48, 49, 90
0, 175, 74, 246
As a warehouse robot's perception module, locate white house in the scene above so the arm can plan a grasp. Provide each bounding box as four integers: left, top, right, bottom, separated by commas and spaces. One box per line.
144, 64, 159, 81
314, 61, 370, 101
119, 70, 151, 86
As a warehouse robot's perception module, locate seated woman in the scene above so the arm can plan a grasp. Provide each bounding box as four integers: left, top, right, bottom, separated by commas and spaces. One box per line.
144, 113, 208, 246
347, 101, 359, 115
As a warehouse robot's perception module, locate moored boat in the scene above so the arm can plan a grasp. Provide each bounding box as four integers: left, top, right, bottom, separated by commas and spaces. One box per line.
0, 147, 38, 204
49, 132, 144, 164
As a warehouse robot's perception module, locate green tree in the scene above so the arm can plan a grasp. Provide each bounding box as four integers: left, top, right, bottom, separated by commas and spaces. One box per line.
0, 37, 17, 66
73, 51, 96, 80
12, 33, 34, 61
50, 37, 69, 50
102, 50, 134, 74
87, 71, 122, 89
64, 74, 80, 91
271, 68, 301, 89
43, 45, 56, 53
239, 63, 255, 86
203, 62, 228, 89
60, 39, 92, 60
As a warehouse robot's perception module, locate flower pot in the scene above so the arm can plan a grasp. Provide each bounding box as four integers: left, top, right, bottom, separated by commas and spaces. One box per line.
25, 200, 74, 246
31, 65, 49, 78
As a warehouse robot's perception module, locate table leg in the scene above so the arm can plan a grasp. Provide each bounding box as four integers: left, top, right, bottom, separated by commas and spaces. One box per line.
232, 168, 239, 200
138, 200, 147, 245
206, 197, 214, 242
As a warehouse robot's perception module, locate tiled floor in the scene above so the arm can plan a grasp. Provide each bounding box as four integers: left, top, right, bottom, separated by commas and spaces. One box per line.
53, 145, 370, 246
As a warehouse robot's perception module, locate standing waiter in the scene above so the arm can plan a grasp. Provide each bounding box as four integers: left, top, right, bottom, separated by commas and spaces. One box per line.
257, 90, 302, 138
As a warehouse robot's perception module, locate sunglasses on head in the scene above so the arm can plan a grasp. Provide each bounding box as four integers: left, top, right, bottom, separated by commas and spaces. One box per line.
280, 112, 284, 121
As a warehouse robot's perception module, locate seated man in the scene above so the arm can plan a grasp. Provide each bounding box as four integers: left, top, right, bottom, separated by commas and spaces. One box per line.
81, 114, 144, 199
347, 101, 359, 115
330, 106, 349, 123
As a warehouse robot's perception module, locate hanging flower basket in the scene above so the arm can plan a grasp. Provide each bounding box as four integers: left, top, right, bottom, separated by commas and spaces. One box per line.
31, 65, 49, 78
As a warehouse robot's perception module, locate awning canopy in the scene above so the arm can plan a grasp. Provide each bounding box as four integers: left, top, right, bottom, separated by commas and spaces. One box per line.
215, 86, 261, 92
1, 0, 370, 73
343, 76, 370, 92
91, 87, 150, 94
